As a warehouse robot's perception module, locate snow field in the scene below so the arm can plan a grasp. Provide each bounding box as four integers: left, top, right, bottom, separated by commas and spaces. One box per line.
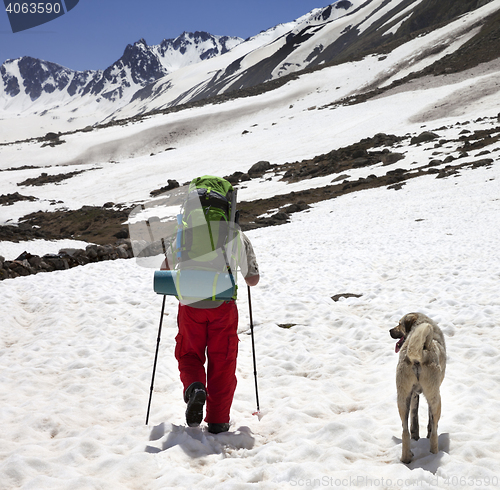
1, 162, 500, 488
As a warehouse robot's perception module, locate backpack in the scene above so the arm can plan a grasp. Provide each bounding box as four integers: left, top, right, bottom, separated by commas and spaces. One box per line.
165, 175, 240, 302
175, 176, 234, 263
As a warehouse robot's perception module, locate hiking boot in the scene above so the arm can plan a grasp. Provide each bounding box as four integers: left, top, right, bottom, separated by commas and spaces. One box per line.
207, 422, 230, 434
184, 382, 206, 427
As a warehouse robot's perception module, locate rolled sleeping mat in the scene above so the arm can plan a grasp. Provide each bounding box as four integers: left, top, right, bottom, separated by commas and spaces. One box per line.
153, 270, 235, 301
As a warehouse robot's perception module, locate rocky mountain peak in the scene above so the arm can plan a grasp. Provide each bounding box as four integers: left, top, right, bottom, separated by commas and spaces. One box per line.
0, 31, 243, 108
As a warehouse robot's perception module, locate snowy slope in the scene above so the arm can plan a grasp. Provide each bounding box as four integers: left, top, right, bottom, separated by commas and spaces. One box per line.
1, 2, 500, 489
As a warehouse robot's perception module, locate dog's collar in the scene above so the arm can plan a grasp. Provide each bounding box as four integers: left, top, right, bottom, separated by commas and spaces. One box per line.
395, 336, 405, 353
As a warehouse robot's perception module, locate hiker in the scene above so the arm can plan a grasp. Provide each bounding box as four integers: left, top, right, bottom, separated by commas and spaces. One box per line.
160, 176, 259, 434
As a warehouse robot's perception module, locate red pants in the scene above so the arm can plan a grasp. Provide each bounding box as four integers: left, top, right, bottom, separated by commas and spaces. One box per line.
175, 301, 239, 424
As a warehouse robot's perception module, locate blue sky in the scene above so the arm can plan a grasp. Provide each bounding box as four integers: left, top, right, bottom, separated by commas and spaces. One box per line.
0, 0, 329, 71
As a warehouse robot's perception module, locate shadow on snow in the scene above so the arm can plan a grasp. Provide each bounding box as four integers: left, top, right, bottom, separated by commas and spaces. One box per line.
145, 422, 255, 457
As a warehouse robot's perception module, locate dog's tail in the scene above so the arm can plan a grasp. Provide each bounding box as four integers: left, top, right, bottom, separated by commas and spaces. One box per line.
406, 322, 433, 364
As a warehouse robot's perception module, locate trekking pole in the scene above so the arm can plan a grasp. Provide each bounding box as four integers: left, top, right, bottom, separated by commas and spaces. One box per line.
146, 295, 166, 425
248, 285, 260, 414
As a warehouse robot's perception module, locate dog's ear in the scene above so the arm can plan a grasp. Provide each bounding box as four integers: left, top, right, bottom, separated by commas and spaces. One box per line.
402, 313, 419, 332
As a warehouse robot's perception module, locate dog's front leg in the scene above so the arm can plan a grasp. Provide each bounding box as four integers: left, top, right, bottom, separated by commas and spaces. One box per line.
398, 392, 413, 463
410, 391, 420, 441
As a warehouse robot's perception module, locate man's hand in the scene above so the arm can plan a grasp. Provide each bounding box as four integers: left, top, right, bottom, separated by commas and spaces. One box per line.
245, 274, 259, 287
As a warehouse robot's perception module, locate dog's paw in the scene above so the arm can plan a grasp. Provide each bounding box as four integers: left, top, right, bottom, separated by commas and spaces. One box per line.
401, 451, 413, 464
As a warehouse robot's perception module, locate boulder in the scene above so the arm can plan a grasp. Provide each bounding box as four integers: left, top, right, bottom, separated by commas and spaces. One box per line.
411, 132, 439, 145
248, 161, 271, 176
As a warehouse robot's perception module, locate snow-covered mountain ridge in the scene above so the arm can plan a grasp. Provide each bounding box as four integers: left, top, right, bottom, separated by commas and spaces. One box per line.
0, 31, 242, 111
2, 0, 499, 142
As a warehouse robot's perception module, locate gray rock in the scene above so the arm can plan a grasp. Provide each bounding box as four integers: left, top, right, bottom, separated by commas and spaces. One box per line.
248, 161, 271, 176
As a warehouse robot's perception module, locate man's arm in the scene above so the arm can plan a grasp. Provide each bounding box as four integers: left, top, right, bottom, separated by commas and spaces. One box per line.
240, 233, 259, 287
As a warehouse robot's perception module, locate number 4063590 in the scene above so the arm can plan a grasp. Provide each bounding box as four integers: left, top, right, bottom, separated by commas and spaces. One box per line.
5, 3, 62, 14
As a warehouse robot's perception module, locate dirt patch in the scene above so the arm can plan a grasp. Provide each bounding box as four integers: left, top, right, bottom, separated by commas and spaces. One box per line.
17, 168, 97, 187
0, 192, 38, 206
332, 293, 363, 302
0, 205, 131, 245
0, 165, 39, 173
